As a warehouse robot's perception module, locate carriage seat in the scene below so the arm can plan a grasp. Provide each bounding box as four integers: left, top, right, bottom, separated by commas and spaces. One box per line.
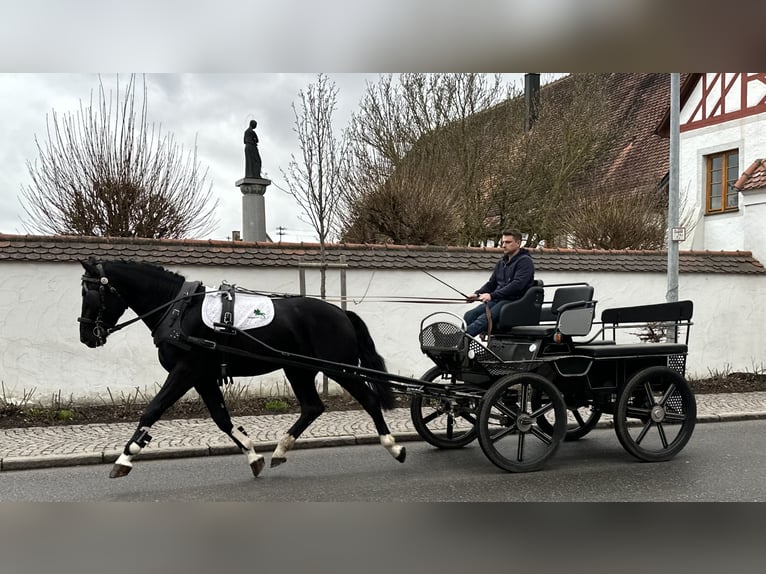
574, 300, 694, 353
600, 300, 693, 325
508, 285, 596, 338
574, 343, 687, 358
509, 300, 597, 339
539, 284, 594, 322
496, 281, 545, 332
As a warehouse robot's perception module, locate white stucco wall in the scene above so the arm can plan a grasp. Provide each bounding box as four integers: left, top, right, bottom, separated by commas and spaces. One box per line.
0, 261, 763, 404
679, 109, 766, 262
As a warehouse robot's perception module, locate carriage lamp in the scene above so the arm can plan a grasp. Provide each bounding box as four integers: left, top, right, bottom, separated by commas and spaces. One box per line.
553, 331, 564, 344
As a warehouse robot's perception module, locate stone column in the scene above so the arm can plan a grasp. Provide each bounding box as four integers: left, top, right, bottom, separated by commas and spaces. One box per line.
235, 177, 272, 242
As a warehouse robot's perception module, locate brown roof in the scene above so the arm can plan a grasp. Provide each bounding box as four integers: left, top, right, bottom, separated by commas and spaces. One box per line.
1, 234, 763, 275
733, 158, 766, 192
522, 73, 675, 195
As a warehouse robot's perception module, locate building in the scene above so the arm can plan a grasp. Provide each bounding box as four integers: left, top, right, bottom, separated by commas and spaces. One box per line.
657, 73, 766, 263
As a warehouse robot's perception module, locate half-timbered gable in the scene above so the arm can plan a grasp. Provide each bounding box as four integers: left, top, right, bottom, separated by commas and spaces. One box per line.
660, 73, 766, 263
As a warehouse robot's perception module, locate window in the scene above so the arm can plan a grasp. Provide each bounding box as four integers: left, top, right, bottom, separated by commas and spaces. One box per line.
705, 149, 739, 214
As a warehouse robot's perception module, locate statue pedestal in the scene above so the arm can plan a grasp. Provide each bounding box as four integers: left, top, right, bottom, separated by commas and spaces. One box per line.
235, 178, 272, 242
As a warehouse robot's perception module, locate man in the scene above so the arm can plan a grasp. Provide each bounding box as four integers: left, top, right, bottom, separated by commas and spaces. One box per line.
244, 120, 262, 179
463, 229, 535, 337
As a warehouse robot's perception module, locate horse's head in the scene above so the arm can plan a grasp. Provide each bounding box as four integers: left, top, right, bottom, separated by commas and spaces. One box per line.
78, 259, 128, 348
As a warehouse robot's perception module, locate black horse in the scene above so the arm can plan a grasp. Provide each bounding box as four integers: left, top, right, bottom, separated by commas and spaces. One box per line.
78, 259, 405, 479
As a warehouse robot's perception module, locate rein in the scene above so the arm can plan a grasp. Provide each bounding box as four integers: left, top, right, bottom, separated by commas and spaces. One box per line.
80, 268, 473, 346
110, 289, 207, 335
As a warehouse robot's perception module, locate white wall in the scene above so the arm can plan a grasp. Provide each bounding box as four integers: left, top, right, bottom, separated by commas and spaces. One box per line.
0, 261, 764, 404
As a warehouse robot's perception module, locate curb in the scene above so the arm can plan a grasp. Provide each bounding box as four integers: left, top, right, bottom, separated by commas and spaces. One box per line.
0, 416, 763, 473
0, 431, 425, 472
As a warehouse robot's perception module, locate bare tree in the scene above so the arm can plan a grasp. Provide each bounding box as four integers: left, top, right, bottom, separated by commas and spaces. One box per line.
21, 74, 218, 238
341, 73, 512, 245
489, 74, 625, 247
280, 73, 346, 298
560, 187, 668, 249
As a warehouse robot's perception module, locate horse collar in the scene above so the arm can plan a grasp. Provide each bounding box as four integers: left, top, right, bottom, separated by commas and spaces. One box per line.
151, 281, 202, 349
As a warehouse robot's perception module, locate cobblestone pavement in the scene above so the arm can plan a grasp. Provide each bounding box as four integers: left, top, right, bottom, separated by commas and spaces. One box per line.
1, 392, 765, 471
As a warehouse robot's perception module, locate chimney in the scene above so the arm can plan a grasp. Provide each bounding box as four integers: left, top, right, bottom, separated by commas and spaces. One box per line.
525, 73, 540, 131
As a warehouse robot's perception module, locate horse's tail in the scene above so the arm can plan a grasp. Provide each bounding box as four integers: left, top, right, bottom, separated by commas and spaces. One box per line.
345, 310, 396, 410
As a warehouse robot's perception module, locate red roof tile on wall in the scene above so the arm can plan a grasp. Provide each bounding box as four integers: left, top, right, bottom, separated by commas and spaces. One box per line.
733, 158, 766, 191
1, 234, 764, 275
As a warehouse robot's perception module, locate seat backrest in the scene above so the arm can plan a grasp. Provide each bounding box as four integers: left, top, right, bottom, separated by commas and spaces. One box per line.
497, 285, 545, 330
540, 285, 594, 322
601, 300, 693, 324
557, 301, 597, 336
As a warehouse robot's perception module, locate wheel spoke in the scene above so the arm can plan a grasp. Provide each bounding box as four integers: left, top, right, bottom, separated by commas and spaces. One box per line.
422, 410, 440, 425
516, 432, 525, 461
656, 423, 669, 448
572, 410, 586, 427
663, 411, 686, 423
494, 401, 520, 422
659, 383, 677, 407
625, 406, 651, 419
529, 401, 553, 419
446, 415, 455, 437
642, 382, 656, 405
460, 412, 477, 425
634, 419, 653, 444
490, 424, 517, 443
529, 425, 553, 446
519, 384, 529, 411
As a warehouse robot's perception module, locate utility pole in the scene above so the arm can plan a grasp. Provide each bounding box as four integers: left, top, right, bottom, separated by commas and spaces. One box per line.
667, 73, 681, 303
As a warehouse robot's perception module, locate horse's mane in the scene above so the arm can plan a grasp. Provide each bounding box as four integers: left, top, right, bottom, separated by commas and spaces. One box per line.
104, 259, 187, 284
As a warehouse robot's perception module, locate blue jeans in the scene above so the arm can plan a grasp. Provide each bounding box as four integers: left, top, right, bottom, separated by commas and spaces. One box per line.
463, 300, 511, 336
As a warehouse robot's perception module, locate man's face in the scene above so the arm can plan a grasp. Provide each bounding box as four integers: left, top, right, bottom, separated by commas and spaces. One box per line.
500, 235, 520, 256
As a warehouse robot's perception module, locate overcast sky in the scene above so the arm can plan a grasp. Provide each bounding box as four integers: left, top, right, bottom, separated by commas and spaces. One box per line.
0, 73, 534, 242
0, 1, 742, 243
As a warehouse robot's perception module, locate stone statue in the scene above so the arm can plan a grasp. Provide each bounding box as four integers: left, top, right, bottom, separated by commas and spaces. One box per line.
243, 120, 262, 179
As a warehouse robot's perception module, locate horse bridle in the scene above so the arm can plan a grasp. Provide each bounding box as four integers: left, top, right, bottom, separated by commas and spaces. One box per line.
78, 263, 123, 344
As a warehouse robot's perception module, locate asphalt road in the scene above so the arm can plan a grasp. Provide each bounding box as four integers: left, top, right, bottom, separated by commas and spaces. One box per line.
2, 419, 765, 501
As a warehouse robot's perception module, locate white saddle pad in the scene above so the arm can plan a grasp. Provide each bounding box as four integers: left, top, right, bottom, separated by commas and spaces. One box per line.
201, 287, 275, 331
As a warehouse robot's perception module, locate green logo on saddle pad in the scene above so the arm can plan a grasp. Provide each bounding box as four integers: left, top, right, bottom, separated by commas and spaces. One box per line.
252, 308, 266, 317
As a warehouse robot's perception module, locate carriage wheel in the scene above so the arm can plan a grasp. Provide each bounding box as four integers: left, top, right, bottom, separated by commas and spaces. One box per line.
614, 366, 696, 462
478, 372, 567, 472
410, 367, 479, 449
532, 391, 602, 442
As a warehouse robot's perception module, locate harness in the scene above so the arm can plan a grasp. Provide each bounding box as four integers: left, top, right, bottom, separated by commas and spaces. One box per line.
79, 263, 204, 347
150, 281, 204, 349
80, 267, 242, 385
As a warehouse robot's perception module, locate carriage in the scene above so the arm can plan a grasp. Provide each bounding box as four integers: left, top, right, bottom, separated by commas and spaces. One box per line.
410, 282, 696, 472
79, 260, 696, 478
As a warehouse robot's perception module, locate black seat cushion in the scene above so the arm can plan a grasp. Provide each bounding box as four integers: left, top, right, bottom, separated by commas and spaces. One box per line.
575, 343, 687, 358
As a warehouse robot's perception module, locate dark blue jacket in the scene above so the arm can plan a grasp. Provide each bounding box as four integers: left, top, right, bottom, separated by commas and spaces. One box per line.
477, 248, 535, 301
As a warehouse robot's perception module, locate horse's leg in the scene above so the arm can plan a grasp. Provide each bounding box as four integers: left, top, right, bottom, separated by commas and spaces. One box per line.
110, 366, 195, 478
270, 368, 324, 467
195, 381, 265, 478
338, 376, 406, 463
